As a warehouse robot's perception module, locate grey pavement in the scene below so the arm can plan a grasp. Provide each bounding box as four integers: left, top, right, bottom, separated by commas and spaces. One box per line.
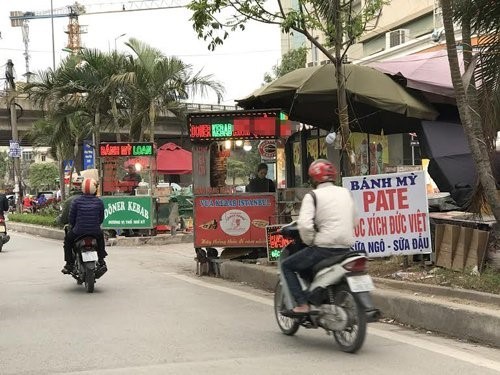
1, 233, 500, 375
6, 221, 500, 347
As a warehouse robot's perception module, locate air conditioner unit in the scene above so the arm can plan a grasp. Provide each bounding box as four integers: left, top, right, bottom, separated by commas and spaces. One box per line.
385, 29, 410, 49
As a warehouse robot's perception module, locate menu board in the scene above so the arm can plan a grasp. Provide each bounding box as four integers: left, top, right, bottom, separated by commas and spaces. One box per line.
266, 225, 293, 262
188, 109, 282, 142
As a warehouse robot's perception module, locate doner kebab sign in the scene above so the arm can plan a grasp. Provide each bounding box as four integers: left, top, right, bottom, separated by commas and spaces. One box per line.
342, 171, 431, 257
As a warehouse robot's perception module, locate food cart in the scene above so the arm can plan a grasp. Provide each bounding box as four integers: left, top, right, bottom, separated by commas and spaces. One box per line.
188, 109, 305, 259
98, 142, 157, 233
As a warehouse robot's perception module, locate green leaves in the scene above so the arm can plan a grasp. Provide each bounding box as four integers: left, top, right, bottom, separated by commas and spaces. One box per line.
28, 163, 59, 191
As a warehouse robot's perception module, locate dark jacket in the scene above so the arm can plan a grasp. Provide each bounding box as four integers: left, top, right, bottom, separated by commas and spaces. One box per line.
246, 177, 276, 193
0, 194, 9, 215
58, 193, 82, 226
69, 195, 104, 235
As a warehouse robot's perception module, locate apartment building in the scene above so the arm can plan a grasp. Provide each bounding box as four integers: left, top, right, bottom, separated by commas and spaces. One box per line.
305, 0, 445, 66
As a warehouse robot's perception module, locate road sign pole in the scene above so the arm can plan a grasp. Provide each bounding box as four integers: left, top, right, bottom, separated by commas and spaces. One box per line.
9, 95, 22, 213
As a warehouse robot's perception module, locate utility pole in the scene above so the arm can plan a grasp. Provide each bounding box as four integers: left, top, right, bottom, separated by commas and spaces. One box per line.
5, 59, 22, 212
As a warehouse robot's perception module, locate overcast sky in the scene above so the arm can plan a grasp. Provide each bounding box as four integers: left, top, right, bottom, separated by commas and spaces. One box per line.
0, 0, 282, 105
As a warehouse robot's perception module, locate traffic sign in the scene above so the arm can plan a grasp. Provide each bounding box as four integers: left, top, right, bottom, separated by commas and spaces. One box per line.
8, 140, 21, 158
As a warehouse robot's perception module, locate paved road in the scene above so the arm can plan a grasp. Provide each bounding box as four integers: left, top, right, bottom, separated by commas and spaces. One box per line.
1, 233, 499, 375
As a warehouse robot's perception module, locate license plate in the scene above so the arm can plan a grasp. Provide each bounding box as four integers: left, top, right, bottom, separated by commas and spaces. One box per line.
0, 225, 5, 232
81, 251, 98, 262
347, 275, 375, 292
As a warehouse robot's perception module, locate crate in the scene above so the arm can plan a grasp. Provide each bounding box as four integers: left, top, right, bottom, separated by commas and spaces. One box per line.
155, 187, 172, 197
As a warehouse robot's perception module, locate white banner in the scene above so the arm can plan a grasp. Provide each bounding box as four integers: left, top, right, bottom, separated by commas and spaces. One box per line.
342, 171, 432, 257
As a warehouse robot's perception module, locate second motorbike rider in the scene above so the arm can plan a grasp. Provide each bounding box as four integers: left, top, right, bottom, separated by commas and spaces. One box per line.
62, 178, 108, 274
281, 159, 357, 316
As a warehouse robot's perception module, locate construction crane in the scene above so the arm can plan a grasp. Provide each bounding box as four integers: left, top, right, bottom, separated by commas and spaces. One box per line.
9, 0, 189, 80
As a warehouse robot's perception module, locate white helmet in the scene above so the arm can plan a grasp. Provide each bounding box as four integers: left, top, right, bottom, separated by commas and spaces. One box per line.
82, 178, 98, 195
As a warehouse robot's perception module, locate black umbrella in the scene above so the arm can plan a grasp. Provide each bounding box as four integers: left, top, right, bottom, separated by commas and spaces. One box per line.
237, 64, 438, 135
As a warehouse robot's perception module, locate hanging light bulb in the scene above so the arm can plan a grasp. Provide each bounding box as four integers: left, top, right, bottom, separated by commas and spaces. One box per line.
224, 140, 232, 150
325, 132, 336, 145
235, 140, 243, 147
243, 141, 252, 151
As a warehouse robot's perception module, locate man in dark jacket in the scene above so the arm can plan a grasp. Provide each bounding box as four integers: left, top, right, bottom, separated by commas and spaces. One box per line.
246, 163, 276, 193
62, 178, 107, 274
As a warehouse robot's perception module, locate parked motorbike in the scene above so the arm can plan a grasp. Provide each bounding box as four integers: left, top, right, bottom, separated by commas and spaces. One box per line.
0, 215, 11, 252
64, 227, 107, 293
274, 222, 380, 353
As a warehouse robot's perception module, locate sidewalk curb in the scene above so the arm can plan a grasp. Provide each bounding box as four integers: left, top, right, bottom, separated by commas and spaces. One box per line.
7, 222, 193, 246
220, 261, 500, 348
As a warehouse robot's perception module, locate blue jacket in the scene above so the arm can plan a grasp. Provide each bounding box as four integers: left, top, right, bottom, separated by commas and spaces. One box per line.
69, 195, 104, 235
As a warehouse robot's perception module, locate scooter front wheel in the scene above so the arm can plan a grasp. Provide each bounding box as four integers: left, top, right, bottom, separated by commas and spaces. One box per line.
274, 281, 300, 336
332, 285, 367, 353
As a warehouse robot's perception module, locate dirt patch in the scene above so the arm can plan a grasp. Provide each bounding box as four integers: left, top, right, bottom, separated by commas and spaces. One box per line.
368, 256, 500, 295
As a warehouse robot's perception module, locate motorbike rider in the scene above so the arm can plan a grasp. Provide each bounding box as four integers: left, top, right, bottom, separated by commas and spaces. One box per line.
0, 189, 10, 217
57, 187, 83, 227
281, 159, 357, 316
62, 178, 107, 274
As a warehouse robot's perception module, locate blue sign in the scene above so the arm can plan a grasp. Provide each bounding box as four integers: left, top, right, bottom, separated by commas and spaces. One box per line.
83, 141, 94, 170
63, 160, 74, 172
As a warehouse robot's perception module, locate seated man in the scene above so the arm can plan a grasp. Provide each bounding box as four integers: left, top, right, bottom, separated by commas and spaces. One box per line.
281, 159, 357, 315
62, 178, 107, 274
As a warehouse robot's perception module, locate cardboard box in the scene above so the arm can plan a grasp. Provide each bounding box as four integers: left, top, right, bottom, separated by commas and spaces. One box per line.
451, 226, 473, 271
436, 224, 460, 269
465, 229, 490, 270
155, 187, 172, 197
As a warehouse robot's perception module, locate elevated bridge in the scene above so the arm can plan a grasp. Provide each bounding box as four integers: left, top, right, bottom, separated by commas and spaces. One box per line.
0, 94, 238, 147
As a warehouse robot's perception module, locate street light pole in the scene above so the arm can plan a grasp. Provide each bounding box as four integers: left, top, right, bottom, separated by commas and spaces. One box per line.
114, 33, 126, 51
50, 0, 56, 70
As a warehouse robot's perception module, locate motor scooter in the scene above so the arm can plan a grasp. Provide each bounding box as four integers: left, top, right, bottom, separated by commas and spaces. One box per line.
274, 222, 380, 353
63, 226, 107, 293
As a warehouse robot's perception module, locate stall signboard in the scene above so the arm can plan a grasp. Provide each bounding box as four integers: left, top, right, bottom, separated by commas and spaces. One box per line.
188, 109, 282, 142
101, 196, 154, 229
99, 142, 154, 157
194, 194, 276, 247
266, 225, 293, 262
342, 171, 431, 257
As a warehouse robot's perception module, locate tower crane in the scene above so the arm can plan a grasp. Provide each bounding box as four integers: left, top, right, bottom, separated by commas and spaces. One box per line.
9, 0, 189, 80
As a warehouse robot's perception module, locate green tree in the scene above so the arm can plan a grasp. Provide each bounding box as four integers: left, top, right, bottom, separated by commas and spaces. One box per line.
264, 46, 308, 83
189, 0, 388, 174
113, 38, 224, 141
0, 152, 9, 189
440, 0, 500, 246
28, 163, 59, 191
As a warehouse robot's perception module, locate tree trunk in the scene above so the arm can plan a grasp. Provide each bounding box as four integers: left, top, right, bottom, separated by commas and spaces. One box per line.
149, 104, 156, 143
441, 0, 500, 229
94, 106, 102, 191
334, 0, 351, 177
58, 149, 66, 200
111, 99, 122, 142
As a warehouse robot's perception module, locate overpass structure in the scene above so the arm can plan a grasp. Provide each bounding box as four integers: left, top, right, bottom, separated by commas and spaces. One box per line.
0, 94, 238, 147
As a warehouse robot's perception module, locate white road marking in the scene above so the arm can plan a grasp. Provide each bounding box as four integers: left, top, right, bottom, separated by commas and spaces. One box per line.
166, 272, 500, 373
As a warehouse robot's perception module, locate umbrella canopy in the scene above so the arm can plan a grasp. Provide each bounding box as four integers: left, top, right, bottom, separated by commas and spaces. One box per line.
156, 142, 192, 175
368, 50, 464, 99
237, 64, 438, 135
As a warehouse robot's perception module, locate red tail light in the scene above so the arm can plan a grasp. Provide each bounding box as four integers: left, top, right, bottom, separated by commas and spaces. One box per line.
343, 257, 367, 272
84, 238, 95, 247
0, 218, 4, 223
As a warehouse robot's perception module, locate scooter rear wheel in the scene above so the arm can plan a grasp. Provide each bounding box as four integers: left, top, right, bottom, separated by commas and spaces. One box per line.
85, 267, 95, 293
274, 281, 300, 336
332, 285, 367, 353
